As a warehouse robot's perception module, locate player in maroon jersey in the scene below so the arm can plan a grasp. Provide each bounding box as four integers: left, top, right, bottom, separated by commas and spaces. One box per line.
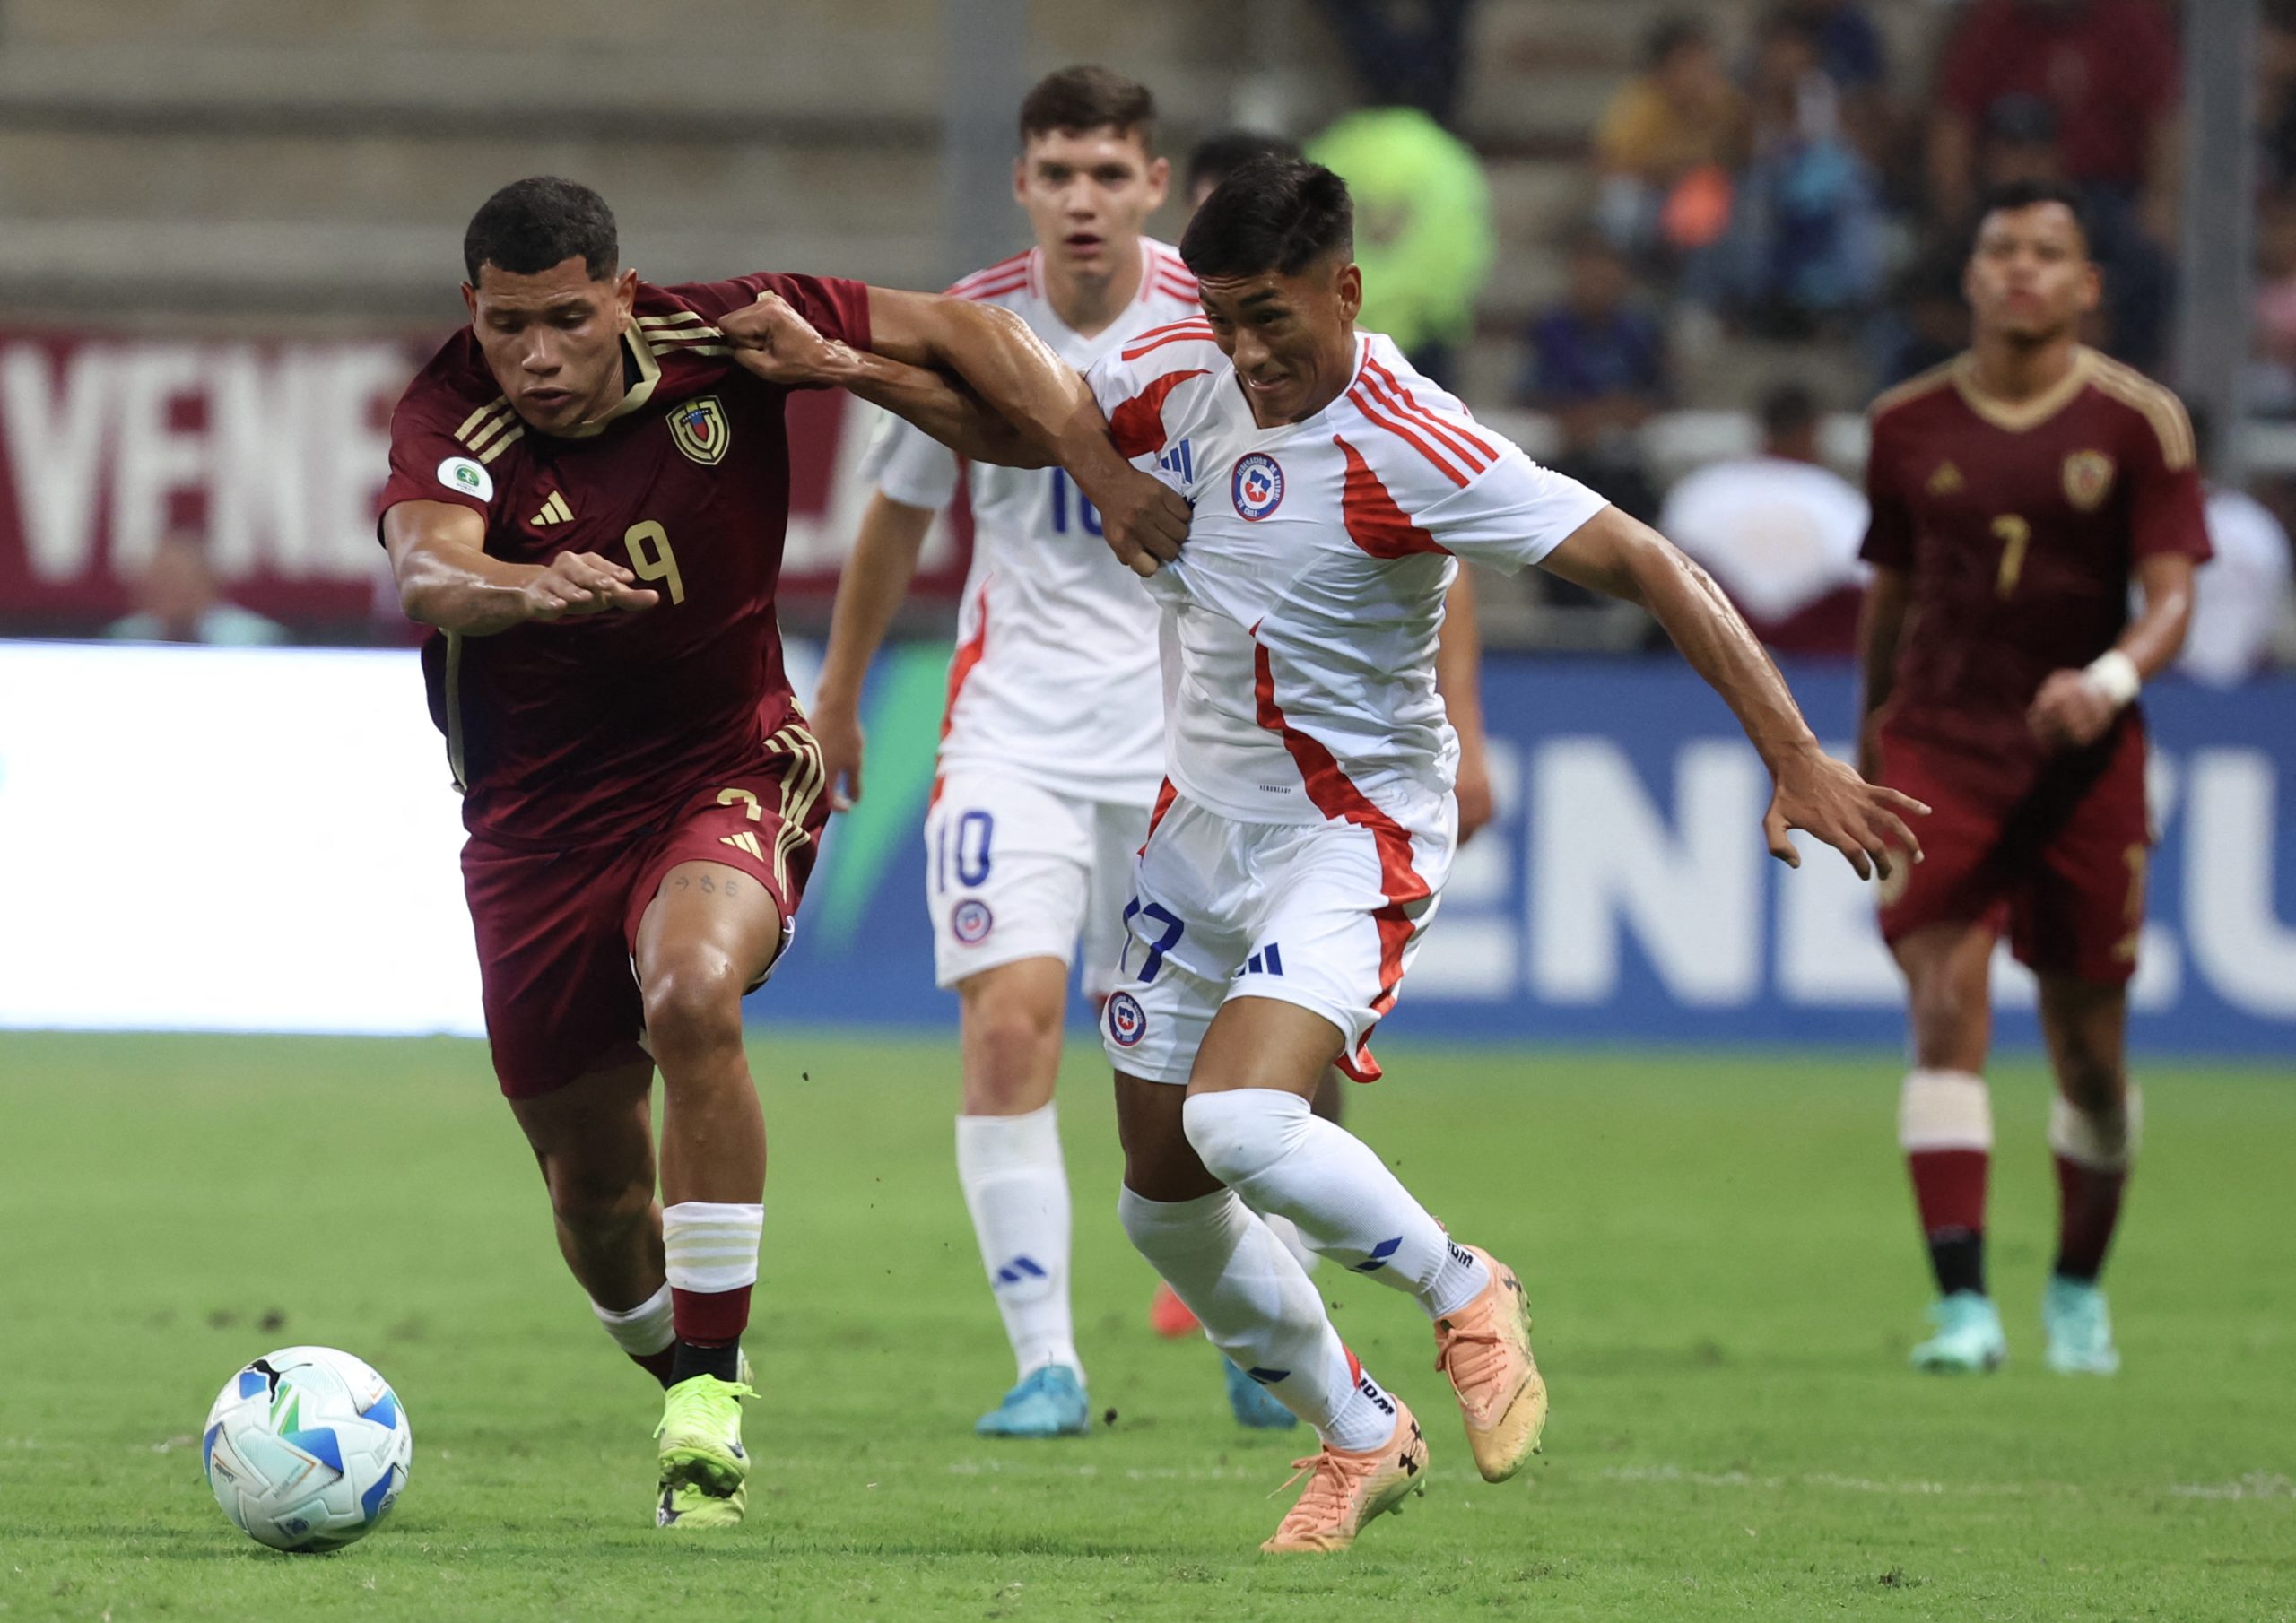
1858, 180, 2209, 1376
378, 177, 1187, 1528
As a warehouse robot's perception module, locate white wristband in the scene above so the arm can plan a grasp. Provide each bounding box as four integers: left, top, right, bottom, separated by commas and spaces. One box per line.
2084, 649, 2141, 709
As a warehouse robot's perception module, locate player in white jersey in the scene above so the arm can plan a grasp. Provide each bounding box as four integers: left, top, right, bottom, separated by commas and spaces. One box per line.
1092, 160, 1927, 1552
815, 69, 1281, 1438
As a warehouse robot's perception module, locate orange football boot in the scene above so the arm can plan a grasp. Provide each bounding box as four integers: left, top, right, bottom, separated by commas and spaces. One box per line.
1150, 1280, 1201, 1339
1432, 1245, 1547, 1481
1260, 1400, 1428, 1553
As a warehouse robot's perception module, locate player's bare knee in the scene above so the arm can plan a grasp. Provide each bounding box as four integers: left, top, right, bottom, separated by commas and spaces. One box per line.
641, 958, 747, 1072
961, 980, 1061, 1094
1908, 979, 1987, 1071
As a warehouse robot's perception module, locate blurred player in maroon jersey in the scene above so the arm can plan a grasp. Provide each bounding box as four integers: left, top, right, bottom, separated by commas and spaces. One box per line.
378, 177, 1186, 1528
1858, 179, 2208, 1376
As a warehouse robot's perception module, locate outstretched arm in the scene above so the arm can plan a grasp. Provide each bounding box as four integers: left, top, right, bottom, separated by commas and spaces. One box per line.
1541, 506, 1927, 878
382, 499, 657, 635
720, 288, 1188, 576
718, 291, 1048, 468
861, 287, 1190, 574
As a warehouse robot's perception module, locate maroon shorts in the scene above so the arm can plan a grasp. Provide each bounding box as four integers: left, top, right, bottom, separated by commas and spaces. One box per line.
1874, 716, 2151, 985
460, 733, 829, 1099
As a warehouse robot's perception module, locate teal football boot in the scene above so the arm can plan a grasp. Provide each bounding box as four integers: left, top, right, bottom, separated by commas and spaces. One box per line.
2042, 1277, 2121, 1374
1909, 1290, 2007, 1373
976, 1365, 1091, 1437
1224, 1357, 1300, 1430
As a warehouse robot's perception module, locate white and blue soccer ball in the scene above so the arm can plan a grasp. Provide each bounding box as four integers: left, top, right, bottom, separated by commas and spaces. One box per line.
202, 1346, 412, 1552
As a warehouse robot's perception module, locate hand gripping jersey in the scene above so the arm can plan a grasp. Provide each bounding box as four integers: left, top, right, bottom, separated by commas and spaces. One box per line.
1083, 325, 1608, 823
378, 273, 871, 846
865, 240, 1202, 804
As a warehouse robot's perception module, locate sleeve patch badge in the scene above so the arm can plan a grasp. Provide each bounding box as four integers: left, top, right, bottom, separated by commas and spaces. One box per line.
437, 456, 495, 502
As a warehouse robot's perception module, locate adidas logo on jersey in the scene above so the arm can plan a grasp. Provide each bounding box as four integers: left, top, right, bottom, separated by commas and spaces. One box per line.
530, 491, 573, 526
1926, 462, 1963, 497
720, 830, 763, 860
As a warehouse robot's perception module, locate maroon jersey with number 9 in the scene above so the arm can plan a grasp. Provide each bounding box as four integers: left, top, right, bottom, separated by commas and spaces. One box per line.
378, 273, 871, 846
1860, 346, 2210, 763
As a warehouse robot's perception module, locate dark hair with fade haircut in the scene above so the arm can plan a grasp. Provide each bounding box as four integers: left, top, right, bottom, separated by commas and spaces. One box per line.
1179, 158, 1353, 282
463, 176, 619, 284
1018, 65, 1158, 152
1187, 129, 1301, 198
1973, 178, 2092, 256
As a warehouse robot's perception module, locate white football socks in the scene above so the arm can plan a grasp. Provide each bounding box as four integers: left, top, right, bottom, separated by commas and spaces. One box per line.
1184, 1089, 1488, 1319
956, 1105, 1081, 1379
1118, 1186, 1396, 1451
662, 1202, 764, 1298
1262, 1211, 1320, 1276
590, 1281, 674, 1358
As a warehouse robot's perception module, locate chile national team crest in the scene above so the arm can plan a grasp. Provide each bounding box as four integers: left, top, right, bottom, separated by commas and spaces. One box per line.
952, 898, 995, 945
1107, 992, 1148, 1048
1231, 453, 1285, 521
669, 395, 730, 466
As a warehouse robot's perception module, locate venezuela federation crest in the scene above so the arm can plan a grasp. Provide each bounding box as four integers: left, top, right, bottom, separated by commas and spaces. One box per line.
2062, 449, 2115, 512
670, 395, 730, 466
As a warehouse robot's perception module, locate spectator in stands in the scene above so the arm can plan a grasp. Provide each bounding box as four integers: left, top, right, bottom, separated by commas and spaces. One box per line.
2250, 197, 2296, 417
1927, 0, 2180, 248
1309, 104, 1494, 387
1186, 130, 1301, 213
1656, 382, 1869, 655
1787, 0, 1891, 160
1594, 17, 1745, 270
1315, 0, 1475, 126
2183, 412, 2296, 685
104, 534, 287, 647
1517, 230, 1666, 522
1720, 5, 1886, 336
1793, 0, 1885, 92
2260, 0, 2296, 195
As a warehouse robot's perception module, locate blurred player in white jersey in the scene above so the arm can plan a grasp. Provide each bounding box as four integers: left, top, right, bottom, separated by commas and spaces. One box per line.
1095, 159, 1925, 1551
813, 69, 1261, 1438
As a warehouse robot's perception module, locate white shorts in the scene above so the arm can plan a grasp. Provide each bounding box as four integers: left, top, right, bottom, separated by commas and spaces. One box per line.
923, 769, 1152, 993
1100, 786, 1455, 1086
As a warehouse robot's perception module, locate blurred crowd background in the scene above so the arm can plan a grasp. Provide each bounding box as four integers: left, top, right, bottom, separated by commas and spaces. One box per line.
0, 0, 2286, 686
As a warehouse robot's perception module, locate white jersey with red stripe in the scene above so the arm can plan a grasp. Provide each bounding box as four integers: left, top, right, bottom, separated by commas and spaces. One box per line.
864, 239, 1202, 803
1083, 325, 1610, 825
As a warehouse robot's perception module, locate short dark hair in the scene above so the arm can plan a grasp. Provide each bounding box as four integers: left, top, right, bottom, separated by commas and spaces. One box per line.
1187, 129, 1301, 198
1645, 16, 1710, 68
1759, 381, 1822, 441
1180, 158, 1353, 282
464, 177, 618, 284
1973, 178, 2092, 256
1018, 65, 1157, 152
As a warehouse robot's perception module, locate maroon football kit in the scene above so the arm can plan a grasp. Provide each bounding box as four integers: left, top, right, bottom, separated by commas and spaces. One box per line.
1860, 347, 2211, 983
378, 273, 869, 1095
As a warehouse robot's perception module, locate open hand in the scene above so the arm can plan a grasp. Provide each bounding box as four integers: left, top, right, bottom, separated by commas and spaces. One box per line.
2027, 668, 2118, 751
1763, 746, 1928, 881
1083, 464, 1190, 577
519, 552, 657, 622
720, 290, 847, 387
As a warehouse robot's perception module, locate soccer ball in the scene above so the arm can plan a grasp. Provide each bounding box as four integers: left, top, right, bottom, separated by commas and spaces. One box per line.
202, 1346, 412, 1552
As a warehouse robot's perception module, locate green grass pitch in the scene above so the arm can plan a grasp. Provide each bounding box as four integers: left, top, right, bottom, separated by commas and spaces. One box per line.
2, 1029, 2290, 1621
